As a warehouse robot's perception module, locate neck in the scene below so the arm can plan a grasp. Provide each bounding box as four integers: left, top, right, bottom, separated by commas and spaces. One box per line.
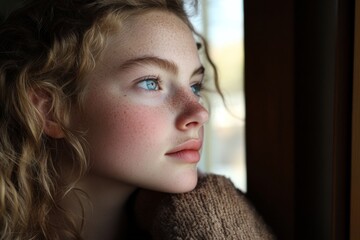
64, 174, 136, 240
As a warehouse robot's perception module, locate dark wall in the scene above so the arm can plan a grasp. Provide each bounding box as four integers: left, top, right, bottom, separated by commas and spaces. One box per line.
244, 0, 296, 238
244, 0, 353, 239
294, 0, 353, 239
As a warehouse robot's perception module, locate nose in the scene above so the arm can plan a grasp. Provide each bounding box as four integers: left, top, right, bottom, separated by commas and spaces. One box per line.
175, 93, 209, 131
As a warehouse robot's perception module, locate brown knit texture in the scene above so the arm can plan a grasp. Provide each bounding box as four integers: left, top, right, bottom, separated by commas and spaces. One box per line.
150, 174, 276, 240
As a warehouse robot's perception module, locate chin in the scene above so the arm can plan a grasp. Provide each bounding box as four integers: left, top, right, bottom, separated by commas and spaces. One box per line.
164, 169, 199, 194
138, 166, 199, 193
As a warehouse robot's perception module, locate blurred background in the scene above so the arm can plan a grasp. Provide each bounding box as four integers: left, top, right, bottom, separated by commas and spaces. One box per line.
188, 0, 247, 192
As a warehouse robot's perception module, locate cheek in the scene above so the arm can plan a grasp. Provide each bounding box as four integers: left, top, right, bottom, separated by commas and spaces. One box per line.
108, 105, 164, 145
86, 101, 169, 161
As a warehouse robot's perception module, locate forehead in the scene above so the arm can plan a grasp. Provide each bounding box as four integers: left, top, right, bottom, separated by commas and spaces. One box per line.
100, 10, 199, 65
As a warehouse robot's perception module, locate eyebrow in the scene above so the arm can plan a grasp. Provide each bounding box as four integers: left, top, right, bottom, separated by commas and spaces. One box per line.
118, 55, 205, 77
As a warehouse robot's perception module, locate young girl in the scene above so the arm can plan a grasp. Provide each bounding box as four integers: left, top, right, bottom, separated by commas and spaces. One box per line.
0, 0, 275, 239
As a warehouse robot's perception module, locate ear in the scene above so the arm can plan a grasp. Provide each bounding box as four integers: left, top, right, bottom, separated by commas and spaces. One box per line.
28, 88, 65, 139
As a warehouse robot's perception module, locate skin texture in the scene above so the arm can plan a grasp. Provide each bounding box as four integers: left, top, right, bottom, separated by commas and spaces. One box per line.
66, 10, 209, 239
78, 9, 208, 192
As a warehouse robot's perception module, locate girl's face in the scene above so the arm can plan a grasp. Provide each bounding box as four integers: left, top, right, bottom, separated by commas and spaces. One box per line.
75, 10, 208, 193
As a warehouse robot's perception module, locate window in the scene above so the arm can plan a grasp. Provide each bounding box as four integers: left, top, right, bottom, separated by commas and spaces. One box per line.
190, 0, 246, 192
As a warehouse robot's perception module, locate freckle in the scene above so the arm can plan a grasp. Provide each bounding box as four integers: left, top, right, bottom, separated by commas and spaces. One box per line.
169, 89, 191, 110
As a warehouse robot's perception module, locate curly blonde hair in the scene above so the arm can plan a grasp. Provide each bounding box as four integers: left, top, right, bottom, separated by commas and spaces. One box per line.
0, 0, 219, 239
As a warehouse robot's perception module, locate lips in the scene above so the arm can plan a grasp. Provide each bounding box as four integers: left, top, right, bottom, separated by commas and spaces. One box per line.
165, 139, 202, 163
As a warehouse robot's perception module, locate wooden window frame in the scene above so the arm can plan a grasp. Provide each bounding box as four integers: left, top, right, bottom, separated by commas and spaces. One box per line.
351, 1, 360, 239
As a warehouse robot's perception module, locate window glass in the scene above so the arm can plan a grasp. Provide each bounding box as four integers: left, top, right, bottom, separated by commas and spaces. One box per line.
190, 0, 246, 192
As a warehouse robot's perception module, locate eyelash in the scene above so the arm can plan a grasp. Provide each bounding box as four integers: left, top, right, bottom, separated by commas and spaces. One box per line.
136, 76, 204, 97
137, 76, 161, 91
191, 81, 204, 97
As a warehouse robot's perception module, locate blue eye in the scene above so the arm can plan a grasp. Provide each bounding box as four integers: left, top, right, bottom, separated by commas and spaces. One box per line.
191, 82, 203, 96
137, 78, 160, 91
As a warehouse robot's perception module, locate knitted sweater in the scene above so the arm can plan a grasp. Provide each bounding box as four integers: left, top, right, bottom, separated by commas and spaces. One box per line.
127, 174, 276, 240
